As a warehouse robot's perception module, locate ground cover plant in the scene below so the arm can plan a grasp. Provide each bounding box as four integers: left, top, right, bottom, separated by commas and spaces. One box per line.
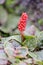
0, 0, 43, 65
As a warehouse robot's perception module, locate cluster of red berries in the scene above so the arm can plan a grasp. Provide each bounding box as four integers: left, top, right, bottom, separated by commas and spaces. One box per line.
18, 13, 28, 32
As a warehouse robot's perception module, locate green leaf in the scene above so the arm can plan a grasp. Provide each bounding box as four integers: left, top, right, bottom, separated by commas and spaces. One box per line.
5, 35, 22, 43
35, 31, 43, 46
28, 50, 43, 61
0, 15, 19, 33
24, 35, 35, 39
28, 51, 43, 65
36, 31, 43, 40
0, 6, 8, 26
23, 36, 38, 51
38, 19, 43, 25
14, 47, 28, 58
4, 41, 15, 58
34, 50, 43, 61
11, 29, 20, 35
8, 58, 20, 64
28, 51, 38, 60
5, 0, 17, 13
3, 35, 22, 49
0, 49, 7, 59
37, 61, 43, 65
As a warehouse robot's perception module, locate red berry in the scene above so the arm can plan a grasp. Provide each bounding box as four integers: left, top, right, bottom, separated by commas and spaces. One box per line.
18, 13, 28, 32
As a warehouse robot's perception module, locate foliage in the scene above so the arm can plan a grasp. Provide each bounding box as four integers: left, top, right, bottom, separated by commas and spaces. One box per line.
0, 0, 43, 65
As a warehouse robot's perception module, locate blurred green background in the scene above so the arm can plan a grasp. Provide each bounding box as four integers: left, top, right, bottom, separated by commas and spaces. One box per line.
0, 0, 43, 37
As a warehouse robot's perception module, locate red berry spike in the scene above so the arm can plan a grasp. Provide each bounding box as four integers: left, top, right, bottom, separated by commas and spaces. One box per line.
18, 13, 28, 32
